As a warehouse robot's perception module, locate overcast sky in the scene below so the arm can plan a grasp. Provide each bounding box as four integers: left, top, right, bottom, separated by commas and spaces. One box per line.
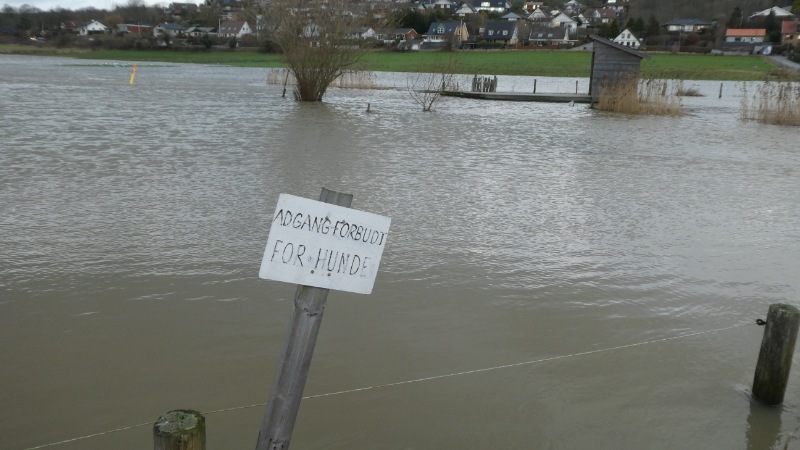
3, 0, 197, 11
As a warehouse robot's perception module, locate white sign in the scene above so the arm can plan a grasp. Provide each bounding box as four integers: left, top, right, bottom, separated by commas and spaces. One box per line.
259, 194, 391, 294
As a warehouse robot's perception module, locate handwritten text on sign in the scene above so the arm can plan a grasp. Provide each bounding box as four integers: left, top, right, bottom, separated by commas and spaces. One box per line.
259, 194, 391, 294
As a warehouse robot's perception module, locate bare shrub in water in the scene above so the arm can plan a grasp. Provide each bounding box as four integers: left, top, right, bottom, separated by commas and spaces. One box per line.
407, 51, 461, 112
260, 0, 389, 101
740, 81, 800, 126
598, 75, 683, 116
676, 82, 703, 97
267, 67, 375, 90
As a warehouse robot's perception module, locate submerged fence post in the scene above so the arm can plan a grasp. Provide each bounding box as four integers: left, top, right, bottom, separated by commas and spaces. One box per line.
533, 79, 537, 93
719, 83, 723, 99
153, 410, 206, 450
282, 69, 290, 98
753, 304, 800, 405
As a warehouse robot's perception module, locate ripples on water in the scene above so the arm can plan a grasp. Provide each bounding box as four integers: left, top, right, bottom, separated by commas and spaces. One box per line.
1, 55, 800, 449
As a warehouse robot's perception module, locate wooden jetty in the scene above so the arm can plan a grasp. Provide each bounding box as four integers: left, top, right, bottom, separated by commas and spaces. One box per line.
442, 90, 592, 103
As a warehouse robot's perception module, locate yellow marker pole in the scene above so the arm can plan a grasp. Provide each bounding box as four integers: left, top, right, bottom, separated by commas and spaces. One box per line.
129, 64, 137, 85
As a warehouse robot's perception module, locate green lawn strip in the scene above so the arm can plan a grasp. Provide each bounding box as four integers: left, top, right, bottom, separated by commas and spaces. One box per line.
2, 44, 793, 80
640, 54, 776, 81
0, 44, 91, 56
359, 51, 592, 77
71, 49, 286, 66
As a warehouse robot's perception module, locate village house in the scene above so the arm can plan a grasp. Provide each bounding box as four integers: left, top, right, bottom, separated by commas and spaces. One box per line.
165, 2, 198, 20
482, 21, 519, 46
350, 27, 376, 40
454, 2, 477, 17
613, 28, 642, 48
79, 20, 109, 36
425, 21, 470, 46
501, 12, 524, 21
663, 18, 713, 33
725, 28, 766, 44
527, 6, 551, 24
528, 26, 571, 46
116, 24, 153, 36
432, 0, 457, 13
585, 7, 617, 25
748, 6, 794, 21
723, 28, 768, 53
472, 0, 509, 14
782, 20, 800, 47
377, 28, 419, 44
522, 1, 543, 13
219, 0, 244, 19
218, 20, 252, 38
153, 22, 184, 38
550, 12, 577, 34
184, 26, 216, 37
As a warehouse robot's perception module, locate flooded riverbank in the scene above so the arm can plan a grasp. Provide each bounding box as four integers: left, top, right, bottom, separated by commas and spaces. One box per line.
2, 55, 799, 449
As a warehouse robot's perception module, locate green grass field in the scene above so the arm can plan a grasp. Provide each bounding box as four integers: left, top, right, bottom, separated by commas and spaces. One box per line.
2, 44, 796, 81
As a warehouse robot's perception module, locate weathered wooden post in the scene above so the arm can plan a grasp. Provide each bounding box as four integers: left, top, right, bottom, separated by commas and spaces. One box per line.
719, 83, 723, 99
153, 410, 206, 450
282, 69, 290, 98
753, 304, 800, 405
256, 188, 391, 450
533, 79, 537, 93
575, 80, 579, 94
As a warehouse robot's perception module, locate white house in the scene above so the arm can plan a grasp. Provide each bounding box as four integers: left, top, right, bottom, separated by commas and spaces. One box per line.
218, 20, 252, 38
79, 20, 109, 35
550, 12, 577, 34
153, 22, 184, 38
613, 28, 642, 48
350, 27, 376, 40
455, 2, 477, 17
748, 6, 794, 20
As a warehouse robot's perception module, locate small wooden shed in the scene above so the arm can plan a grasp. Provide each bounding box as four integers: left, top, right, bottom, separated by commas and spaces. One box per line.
588, 34, 650, 103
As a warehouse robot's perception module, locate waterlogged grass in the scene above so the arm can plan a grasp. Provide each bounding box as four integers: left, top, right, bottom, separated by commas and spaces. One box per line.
2, 44, 796, 81
73, 49, 286, 67
360, 50, 592, 77
640, 54, 798, 81
0, 43, 91, 55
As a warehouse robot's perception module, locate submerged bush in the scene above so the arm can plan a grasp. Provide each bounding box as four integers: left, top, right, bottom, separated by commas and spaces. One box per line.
597, 75, 684, 116
740, 81, 800, 126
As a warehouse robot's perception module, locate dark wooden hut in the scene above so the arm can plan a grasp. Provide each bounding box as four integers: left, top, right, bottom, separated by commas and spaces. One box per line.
588, 34, 650, 103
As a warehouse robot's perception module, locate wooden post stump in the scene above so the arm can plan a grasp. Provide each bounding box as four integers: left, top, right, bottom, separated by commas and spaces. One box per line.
753, 304, 800, 405
153, 409, 206, 450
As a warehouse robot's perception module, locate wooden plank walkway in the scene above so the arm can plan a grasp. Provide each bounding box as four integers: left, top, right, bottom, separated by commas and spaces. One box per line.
442, 91, 592, 103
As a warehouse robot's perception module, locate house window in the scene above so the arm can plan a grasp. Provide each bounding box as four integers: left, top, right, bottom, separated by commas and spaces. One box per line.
503, 30, 508, 35
438, 26, 444, 34
481, 1, 490, 6
489, 30, 494, 35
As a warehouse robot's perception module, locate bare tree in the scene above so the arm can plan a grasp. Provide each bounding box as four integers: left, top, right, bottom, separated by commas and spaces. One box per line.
406, 50, 461, 112
262, 0, 384, 101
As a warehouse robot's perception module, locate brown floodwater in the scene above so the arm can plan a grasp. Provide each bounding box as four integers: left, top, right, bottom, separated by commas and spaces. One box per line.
1, 55, 800, 449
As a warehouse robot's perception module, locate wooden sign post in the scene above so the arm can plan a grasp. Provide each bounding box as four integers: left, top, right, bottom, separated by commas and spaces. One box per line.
255, 188, 390, 450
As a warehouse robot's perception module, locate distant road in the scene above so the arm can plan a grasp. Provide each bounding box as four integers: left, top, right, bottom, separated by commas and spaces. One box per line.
768, 55, 800, 72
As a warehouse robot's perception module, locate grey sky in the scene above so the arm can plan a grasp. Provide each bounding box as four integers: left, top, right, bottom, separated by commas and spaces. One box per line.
3, 0, 196, 11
